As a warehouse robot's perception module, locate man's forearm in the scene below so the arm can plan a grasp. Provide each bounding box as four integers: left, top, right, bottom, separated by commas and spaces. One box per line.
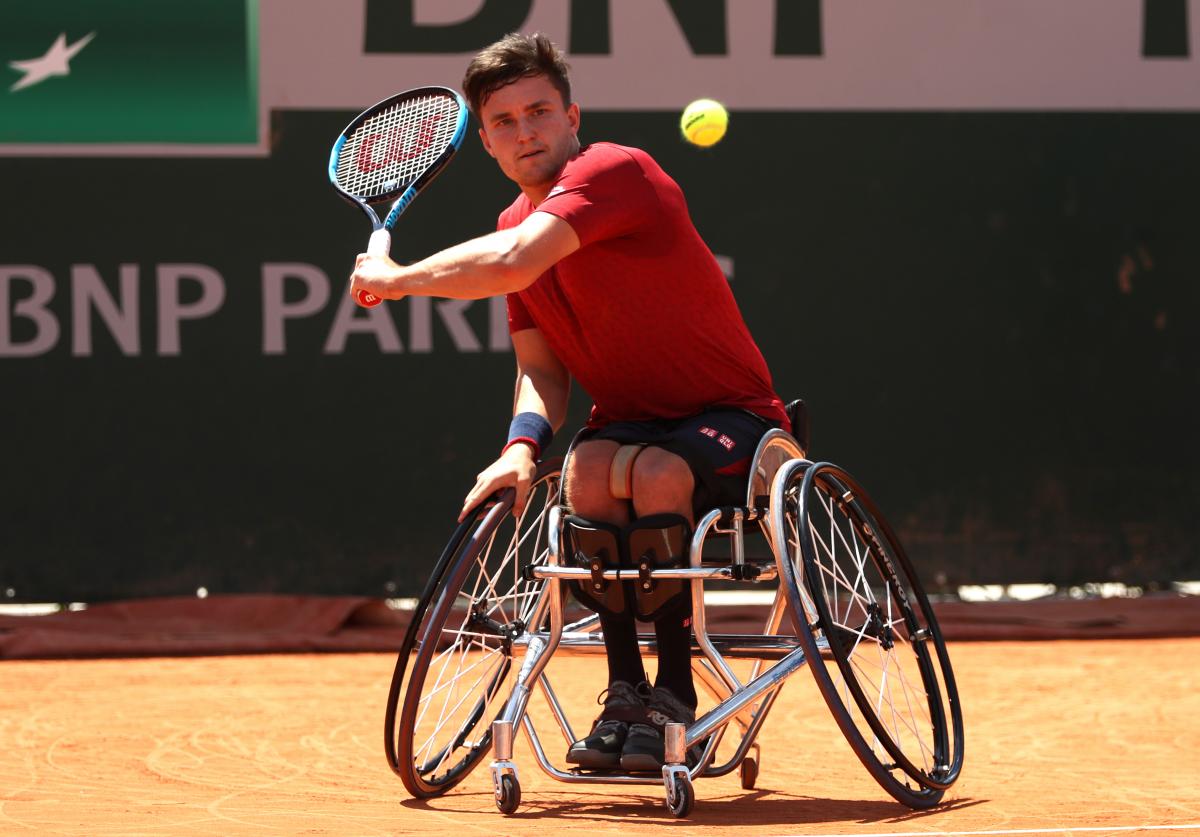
351, 211, 581, 303
515, 367, 570, 432
393, 229, 533, 300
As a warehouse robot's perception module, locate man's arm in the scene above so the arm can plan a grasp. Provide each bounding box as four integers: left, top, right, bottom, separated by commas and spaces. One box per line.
459, 328, 570, 520
351, 211, 580, 303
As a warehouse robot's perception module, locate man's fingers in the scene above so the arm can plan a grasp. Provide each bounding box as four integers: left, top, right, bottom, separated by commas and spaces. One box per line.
512, 474, 533, 517
460, 474, 500, 521
458, 466, 532, 521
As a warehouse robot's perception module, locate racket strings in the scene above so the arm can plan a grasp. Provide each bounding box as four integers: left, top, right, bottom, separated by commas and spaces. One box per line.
336, 94, 460, 201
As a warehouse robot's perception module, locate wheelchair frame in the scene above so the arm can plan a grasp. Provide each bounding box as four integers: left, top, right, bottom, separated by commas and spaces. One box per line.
385, 427, 964, 818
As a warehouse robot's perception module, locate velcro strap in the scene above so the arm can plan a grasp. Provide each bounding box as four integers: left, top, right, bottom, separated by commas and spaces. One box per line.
608, 444, 646, 500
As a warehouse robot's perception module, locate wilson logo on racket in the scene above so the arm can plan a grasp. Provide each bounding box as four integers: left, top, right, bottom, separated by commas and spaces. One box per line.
355, 114, 446, 173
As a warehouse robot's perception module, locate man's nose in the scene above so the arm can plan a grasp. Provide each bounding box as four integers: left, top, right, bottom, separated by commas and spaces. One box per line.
515, 117, 538, 142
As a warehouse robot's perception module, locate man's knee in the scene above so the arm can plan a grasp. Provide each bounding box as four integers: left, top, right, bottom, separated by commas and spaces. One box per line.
565, 440, 621, 518
631, 447, 694, 518
567, 440, 695, 520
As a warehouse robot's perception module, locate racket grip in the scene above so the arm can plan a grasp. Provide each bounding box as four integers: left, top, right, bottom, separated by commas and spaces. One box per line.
356, 229, 392, 308
367, 228, 392, 258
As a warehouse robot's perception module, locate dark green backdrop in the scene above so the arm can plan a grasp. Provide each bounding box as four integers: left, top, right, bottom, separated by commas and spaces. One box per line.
1, 111, 1197, 601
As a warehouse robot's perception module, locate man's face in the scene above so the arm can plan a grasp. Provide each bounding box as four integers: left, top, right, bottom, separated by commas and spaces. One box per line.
478, 74, 580, 194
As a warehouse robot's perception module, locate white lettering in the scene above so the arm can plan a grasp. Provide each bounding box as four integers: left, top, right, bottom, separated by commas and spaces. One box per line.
714, 254, 734, 281
489, 295, 511, 352
71, 264, 140, 356
262, 263, 331, 355
156, 264, 226, 356
408, 297, 482, 353
0, 266, 58, 357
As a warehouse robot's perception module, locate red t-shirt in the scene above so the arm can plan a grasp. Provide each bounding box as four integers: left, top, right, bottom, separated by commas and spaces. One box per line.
500, 142, 787, 429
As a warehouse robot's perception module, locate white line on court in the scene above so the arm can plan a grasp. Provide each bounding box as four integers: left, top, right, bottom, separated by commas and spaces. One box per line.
768, 823, 1200, 837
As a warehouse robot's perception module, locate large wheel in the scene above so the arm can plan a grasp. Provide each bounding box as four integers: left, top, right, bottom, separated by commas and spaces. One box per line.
384, 460, 562, 798
771, 460, 964, 809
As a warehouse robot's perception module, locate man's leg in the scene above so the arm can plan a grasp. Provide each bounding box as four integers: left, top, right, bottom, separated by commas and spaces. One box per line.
613, 446, 700, 770
628, 447, 698, 707
564, 440, 648, 687
562, 439, 652, 768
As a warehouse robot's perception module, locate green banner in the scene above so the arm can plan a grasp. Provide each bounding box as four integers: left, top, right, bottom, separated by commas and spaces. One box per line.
1, 0, 257, 145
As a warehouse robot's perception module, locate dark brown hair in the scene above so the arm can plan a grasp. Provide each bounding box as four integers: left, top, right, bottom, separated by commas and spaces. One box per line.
462, 32, 571, 116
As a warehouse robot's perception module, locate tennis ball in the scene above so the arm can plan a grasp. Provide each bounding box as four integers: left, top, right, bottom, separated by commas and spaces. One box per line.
680, 99, 728, 147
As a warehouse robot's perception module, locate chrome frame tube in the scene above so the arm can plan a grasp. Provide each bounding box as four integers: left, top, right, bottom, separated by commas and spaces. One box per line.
702, 681, 783, 778
686, 646, 809, 748
535, 672, 576, 746
689, 509, 743, 694
531, 564, 777, 582
517, 630, 801, 661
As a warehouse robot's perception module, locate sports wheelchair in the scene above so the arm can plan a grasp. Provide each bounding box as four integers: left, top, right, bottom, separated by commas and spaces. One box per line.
384, 401, 964, 817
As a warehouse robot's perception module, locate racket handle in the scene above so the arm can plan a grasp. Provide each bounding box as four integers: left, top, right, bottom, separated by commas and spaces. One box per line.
368, 228, 392, 257
356, 229, 392, 308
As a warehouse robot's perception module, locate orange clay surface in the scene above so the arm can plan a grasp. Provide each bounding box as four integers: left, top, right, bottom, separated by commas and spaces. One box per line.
2, 639, 1199, 836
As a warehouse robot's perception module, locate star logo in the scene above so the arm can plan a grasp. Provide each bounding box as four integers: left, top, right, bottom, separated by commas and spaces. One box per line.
9, 31, 96, 93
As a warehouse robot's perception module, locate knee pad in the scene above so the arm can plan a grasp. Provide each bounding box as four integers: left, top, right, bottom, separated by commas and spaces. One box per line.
626, 514, 691, 621
562, 513, 692, 621
563, 515, 628, 618
608, 444, 647, 500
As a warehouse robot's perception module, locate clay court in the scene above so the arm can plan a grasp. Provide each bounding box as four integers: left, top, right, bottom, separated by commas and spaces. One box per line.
3, 636, 1198, 835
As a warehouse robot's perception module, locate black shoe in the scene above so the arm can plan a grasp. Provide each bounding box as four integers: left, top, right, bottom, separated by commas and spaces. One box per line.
619, 685, 697, 772
566, 680, 646, 769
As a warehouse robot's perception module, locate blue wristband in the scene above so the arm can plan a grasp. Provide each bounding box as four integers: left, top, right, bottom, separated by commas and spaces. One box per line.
504, 412, 553, 459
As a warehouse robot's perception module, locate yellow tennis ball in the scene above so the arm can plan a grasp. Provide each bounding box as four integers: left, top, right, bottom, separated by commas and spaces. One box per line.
680, 99, 728, 147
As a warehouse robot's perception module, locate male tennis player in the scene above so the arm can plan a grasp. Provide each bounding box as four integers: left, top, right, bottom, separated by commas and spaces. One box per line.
350, 33, 787, 771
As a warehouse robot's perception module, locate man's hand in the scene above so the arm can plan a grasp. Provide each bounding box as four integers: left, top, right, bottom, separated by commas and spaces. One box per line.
350, 253, 404, 302
460, 443, 538, 522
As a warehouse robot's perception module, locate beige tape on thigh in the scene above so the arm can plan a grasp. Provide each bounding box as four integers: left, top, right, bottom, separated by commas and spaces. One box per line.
609, 444, 647, 500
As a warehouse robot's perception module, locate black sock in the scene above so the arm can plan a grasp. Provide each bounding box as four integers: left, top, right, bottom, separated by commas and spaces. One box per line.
598, 610, 648, 687
652, 605, 697, 709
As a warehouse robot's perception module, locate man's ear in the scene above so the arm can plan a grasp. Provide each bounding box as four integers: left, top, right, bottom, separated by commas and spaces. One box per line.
567, 102, 580, 136
479, 126, 496, 158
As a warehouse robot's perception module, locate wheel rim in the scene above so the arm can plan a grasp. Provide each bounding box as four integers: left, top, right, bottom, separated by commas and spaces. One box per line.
396, 470, 559, 795
795, 462, 963, 791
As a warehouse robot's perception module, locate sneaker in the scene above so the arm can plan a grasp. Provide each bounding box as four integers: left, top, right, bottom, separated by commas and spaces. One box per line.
619, 685, 697, 772
565, 680, 647, 769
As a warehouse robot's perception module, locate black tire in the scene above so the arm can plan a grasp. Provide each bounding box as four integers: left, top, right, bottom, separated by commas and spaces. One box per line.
384, 460, 562, 798
496, 774, 521, 815
667, 775, 694, 818
772, 460, 964, 809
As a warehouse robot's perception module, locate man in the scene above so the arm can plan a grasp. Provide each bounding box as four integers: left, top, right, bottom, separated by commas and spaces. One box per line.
350, 33, 787, 771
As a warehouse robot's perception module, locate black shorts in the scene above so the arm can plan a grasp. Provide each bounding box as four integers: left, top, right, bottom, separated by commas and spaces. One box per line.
576, 408, 778, 518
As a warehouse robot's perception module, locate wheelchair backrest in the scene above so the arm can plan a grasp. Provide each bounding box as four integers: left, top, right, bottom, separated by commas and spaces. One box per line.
786, 399, 810, 456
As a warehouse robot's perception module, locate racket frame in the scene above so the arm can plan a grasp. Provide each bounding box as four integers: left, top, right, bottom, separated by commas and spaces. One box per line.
328, 85, 469, 250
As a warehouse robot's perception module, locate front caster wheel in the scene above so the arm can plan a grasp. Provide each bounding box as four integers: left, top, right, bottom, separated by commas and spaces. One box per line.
666, 775, 694, 818
496, 773, 521, 815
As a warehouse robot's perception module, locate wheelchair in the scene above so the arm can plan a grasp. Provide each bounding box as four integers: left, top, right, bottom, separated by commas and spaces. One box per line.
383, 401, 964, 817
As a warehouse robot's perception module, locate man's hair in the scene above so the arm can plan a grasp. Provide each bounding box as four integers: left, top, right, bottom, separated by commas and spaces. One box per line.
462, 32, 571, 117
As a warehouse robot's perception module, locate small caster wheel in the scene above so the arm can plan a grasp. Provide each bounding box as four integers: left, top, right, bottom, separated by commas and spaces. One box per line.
739, 756, 759, 790
496, 773, 521, 815
666, 775, 694, 818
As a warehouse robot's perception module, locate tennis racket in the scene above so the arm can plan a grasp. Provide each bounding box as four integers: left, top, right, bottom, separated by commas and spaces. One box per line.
329, 86, 469, 307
